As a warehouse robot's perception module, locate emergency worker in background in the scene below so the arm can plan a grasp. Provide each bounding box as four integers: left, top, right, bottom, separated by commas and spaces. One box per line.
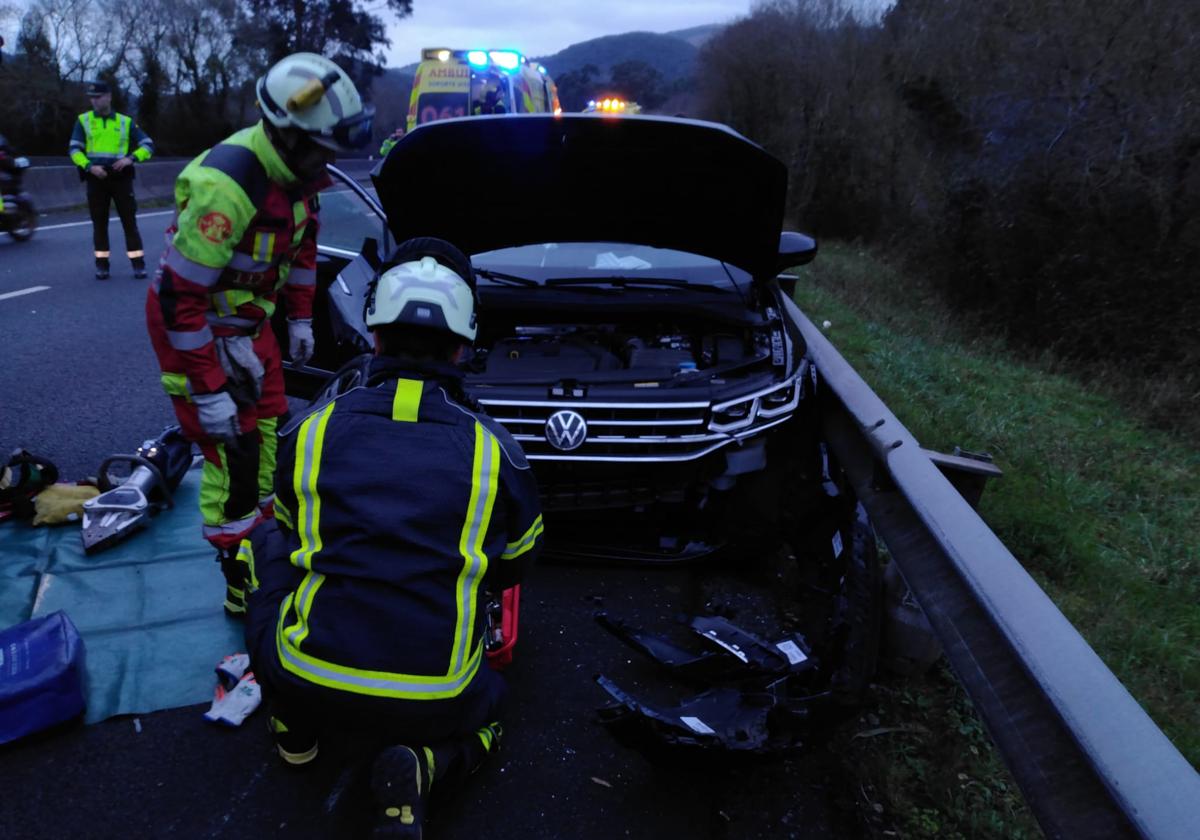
145, 53, 374, 615
379, 127, 404, 157
471, 85, 507, 116
241, 237, 543, 837
68, 81, 155, 279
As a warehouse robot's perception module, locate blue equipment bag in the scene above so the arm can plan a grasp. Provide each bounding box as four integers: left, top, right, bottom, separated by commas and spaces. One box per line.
0, 610, 86, 744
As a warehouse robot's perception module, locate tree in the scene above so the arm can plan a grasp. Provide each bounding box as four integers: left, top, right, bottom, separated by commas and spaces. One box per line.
609, 60, 664, 109
552, 63, 600, 112
239, 0, 414, 87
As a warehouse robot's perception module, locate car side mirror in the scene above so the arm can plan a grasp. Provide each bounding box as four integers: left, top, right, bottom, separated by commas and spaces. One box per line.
777, 231, 818, 273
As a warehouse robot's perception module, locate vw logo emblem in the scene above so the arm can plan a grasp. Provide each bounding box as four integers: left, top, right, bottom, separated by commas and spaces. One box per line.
545, 410, 588, 451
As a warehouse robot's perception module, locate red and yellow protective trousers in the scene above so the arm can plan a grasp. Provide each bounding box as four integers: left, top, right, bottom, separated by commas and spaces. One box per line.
145, 122, 325, 571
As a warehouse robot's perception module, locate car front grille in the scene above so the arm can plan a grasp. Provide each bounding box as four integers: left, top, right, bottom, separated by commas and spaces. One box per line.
478, 399, 730, 462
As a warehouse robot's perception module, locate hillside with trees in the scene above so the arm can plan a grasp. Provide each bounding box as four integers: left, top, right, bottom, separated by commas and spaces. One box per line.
700, 0, 1200, 436
0, 0, 412, 155
537, 30, 702, 112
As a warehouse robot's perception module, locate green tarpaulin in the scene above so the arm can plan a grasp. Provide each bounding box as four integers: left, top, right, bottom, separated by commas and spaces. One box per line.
0, 469, 243, 722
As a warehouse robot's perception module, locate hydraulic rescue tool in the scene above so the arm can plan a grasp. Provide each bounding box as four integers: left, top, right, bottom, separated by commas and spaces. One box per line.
81, 426, 194, 553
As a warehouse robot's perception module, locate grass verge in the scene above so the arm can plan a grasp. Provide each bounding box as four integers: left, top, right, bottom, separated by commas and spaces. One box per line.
794, 242, 1199, 838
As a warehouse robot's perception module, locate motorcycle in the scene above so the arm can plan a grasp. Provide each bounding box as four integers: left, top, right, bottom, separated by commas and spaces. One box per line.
0, 156, 37, 241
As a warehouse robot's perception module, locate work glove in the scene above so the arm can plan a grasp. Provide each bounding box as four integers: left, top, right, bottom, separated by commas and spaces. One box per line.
215, 653, 251, 690
288, 319, 315, 368
193, 391, 241, 442
214, 335, 265, 405
203, 671, 262, 727
31, 483, 100, 526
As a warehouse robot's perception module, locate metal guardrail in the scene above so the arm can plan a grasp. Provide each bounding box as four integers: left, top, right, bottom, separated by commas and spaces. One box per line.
783, 296, 1200, 840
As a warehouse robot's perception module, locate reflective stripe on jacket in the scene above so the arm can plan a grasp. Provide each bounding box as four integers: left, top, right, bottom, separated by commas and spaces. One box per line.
69, 111, 154, 170
270, 360, 544, 699
148, 121, 326, 395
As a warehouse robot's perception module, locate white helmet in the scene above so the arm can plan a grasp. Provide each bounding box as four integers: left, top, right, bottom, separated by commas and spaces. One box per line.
256, 52, 374, 152
365, 244, 477, 342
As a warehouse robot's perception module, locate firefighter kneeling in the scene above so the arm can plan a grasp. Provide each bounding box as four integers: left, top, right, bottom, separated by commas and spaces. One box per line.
242, 237, 544, 837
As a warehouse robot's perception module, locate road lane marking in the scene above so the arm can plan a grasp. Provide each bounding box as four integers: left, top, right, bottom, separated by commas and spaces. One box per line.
38, 210, 175, 232
0, 285, 50, 302
34, 190, 360, 233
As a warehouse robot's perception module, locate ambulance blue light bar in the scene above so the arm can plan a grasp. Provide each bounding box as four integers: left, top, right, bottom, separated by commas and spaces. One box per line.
489, 50, 521, 70
467, 51, 488, 67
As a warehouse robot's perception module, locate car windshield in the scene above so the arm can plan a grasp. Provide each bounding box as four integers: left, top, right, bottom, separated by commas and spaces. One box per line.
318, 185, 386, 253
472, 242, 749, 290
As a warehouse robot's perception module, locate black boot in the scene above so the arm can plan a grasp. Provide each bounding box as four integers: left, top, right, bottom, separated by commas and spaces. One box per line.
95, 258, 110, 280
371, 745, 432, 838
216, 547, 248, 618
132, 257, 147, 279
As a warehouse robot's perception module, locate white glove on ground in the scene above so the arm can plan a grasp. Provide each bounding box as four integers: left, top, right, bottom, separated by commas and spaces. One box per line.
215, 653, 251, 690
203, 671, 262, 727
193, 391, 240, 442
288, 319, 315, 368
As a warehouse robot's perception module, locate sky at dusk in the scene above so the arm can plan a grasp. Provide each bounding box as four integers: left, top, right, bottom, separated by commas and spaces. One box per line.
0, 0, 892, 69
381, 0, 757, 67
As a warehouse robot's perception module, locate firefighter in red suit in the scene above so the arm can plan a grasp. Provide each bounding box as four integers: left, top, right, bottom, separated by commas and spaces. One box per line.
145, 52, 374, 614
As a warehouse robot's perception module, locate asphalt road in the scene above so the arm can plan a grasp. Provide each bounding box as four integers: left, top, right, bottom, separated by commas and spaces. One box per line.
0, 208, 854, 839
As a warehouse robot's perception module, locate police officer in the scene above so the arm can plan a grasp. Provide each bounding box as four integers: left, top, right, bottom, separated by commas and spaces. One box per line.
145, 53, 374, 615
68, 81, 154, 279
242, 237, 544, 837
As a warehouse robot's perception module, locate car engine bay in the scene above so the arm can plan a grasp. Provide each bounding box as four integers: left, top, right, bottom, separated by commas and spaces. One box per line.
467, 320, 783, 383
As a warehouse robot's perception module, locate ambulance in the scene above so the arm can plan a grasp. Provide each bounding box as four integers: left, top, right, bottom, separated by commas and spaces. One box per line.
406, 48, 562, 132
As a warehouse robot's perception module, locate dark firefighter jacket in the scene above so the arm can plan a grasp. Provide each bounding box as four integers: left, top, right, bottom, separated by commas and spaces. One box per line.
261, 357, 543, 700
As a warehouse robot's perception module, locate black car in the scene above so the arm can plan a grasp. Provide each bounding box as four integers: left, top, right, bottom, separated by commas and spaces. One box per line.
277, 114, 883, 732
281, 115, 843, 563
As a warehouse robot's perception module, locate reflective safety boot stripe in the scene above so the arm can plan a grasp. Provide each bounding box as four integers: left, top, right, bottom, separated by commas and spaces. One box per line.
451, 423, 500, 674
290, 401, 337, 571
95, 251, 111, 258
502, 514, 544, 560
422, 747, 436, 787
128, 250, 145, 259
391, 379, 422, 422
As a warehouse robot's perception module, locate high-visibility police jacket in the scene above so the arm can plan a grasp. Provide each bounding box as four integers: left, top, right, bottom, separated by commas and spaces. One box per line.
270, 359, 544, 700
68, 110, 154, 174
147, 121, 322, 397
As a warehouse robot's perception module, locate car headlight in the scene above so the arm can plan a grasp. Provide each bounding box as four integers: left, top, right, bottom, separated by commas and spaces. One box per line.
708, 375, 802, 433
709, 399, 756, 433
758, 380, 801, 418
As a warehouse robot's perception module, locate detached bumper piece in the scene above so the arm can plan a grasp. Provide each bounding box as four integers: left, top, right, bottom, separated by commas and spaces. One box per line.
595, 678, 811, 763
594, 613, 824, 759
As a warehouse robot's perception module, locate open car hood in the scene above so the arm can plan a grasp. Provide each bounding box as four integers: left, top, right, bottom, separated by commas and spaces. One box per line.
372, 114, 788, 280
